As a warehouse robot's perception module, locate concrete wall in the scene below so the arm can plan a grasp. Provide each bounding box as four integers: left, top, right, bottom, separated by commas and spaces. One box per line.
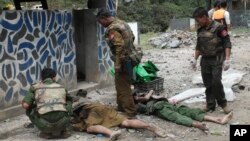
169, 18, 196, 31
0, 10, 77, 118
231, 10, 250, 27
74, 9, 99, 82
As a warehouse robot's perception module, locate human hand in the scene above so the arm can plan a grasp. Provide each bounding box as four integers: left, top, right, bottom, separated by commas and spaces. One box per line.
190, 59, 197, 71
115, 66, 121, 75
168, 98, 178, 105
223, 59, 230, 71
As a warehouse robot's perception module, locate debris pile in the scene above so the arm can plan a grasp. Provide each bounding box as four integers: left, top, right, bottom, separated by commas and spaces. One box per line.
149, 30, 196, 49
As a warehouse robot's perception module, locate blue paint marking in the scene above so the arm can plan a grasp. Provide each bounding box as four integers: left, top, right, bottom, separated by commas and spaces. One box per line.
48, 12, 55, 30
53, 61, 57, 71
57, 13, 62, 24
19, 58, 34, 71
36, 37, 46, 52
41, 12, 46, 33
5, 87, 13, 102
19, 42, 35, 50
66, 12, 72, 25
26, 70, 33, 84
49, 40, 55, 56
33, 12, 38, 27
2, 16, 23, 31
64, 52, 75, 63
98, 46, 102, 59
20, 88, 28, 96
7, 36, 13, 53
58, 33, 67, 45
40, 50, 49, 64
24, 12, 33, 33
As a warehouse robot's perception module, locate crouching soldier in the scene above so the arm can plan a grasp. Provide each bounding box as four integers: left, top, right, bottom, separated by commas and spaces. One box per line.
22, 68, 73, 139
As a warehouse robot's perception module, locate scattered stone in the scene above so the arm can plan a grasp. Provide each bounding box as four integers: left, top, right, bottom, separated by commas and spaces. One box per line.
210, 130, 223, 136
75, 135, 80, 139
149, 30, 196, 49
231, 122, 240, 125
24, 122, 34, 128
127, 129, 135, 133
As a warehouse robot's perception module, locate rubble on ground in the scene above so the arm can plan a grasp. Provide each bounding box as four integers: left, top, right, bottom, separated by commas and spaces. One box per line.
148, 30, 196, 49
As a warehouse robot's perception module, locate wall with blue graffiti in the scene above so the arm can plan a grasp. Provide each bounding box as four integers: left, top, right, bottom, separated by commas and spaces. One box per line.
0, 10, 77, 109
97, 0, 116, 81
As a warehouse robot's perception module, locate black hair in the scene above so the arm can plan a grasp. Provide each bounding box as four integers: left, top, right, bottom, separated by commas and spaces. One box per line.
41, 68, 56, 81
213, 1, 220, 8
192, 7, 208, 18
220, 0, 227, 8
96, 8, 112, 19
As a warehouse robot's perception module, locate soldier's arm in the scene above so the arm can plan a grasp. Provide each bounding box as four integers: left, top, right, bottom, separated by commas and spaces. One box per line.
194, 30, 201, 59
218, 27, 232, 60
22, 86, 35, 109
108, 30, 125, 70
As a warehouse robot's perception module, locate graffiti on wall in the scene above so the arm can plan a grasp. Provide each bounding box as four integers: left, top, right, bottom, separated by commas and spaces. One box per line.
0, 10, 76, 109
97, 0, 115, 80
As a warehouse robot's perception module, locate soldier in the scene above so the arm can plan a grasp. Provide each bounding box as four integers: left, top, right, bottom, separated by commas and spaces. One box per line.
191, 7, 232, 113
133, 90, 233, 131
22, 68, 73, 139
96, 9, 142, 118
71, 100, 168, 141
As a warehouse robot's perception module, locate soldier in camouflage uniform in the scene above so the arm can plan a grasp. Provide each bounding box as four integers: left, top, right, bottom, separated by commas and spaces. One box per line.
96, 9, 142, 118
191, 7, 232, 113
22, 68, 73, 139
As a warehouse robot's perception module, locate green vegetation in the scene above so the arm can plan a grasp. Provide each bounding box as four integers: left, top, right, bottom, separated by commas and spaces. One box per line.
118, 0, 206, 33
139, 32, 158, 50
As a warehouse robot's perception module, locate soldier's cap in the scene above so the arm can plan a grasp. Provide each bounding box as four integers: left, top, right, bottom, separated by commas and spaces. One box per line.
96, 8, 112, 19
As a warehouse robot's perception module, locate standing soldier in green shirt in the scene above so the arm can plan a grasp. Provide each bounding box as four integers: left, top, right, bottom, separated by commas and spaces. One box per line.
191, 7, 232, 113
22, 68, 73, 139
96, 9, 142, 118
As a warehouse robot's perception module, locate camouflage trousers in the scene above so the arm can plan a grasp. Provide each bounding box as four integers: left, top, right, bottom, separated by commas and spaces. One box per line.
26, 108, 70, 134
201, 57, 227, 110
115, 72, 136, 117
155, 101, 205, 127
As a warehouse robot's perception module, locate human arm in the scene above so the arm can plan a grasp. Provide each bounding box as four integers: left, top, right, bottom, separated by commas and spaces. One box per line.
22, 86, 36, 110
107, 30, 125, 73
218, 26, 232, 70
134, 90, 155, 102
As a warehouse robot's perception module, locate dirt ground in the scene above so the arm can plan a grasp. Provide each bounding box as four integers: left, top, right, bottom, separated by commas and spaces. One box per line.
1, 31, 250, 141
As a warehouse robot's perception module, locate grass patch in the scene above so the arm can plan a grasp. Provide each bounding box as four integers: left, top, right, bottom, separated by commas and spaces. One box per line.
232, 27, 250, 34
139, 32, 158, 50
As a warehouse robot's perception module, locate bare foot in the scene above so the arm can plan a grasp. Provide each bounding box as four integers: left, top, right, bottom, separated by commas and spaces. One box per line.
221, 111, 233, 124
192, 122, 209, 131
153, 127, 168, 138
109, 130, 121, 141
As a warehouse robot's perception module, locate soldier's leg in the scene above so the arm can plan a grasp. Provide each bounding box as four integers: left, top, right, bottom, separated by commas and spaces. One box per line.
203, 111, 233, 124
115, 73, 136, 117
86, 125, 122, 141
120, 119, 167, 137
177, 105, 206, 122
156, 105, 194, 127
212, 64, 229, 112
201, 58, 216, 111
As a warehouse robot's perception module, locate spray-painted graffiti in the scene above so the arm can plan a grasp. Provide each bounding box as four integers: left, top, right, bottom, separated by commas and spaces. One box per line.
97, 0, 115, 80
0, 10, 76, 109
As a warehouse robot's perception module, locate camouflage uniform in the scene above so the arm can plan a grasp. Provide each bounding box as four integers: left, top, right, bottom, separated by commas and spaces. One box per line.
22, 78, 73, 135
196, 21, 232, 111
137, 99, 205, 127
105, 18, 142, 117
